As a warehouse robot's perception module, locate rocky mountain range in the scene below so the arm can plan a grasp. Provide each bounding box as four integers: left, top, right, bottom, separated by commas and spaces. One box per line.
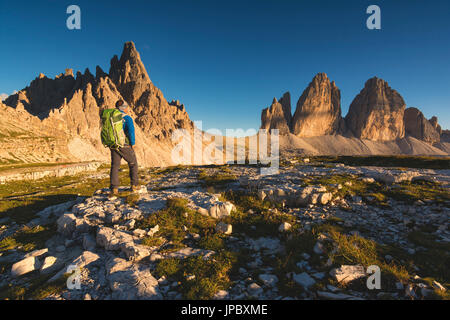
0, 42, 195, 166
0, 42, 448, 167
260, 73, 448, 153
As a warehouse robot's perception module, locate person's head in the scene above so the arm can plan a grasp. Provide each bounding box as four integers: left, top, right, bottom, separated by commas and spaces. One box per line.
116, 99, 129, 113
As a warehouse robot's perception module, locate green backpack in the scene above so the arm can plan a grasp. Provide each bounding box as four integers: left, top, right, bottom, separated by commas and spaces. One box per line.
100, 109, 127, 149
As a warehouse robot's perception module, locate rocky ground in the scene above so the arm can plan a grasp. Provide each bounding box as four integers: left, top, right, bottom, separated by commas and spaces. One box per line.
0, 156, 448, 300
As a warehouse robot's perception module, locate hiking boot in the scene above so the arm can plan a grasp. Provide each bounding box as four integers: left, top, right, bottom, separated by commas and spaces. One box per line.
108, 188, 119, 198
131, 185, 140, 193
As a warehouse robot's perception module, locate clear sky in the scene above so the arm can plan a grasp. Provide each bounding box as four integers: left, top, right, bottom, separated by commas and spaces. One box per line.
0, 0, 449, 133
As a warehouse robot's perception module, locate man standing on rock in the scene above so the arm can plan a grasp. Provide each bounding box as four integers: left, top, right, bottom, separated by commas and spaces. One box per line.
109, 99, 139, 196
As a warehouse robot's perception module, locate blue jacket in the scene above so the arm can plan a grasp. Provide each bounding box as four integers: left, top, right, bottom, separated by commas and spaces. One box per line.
120, 111, 135, 146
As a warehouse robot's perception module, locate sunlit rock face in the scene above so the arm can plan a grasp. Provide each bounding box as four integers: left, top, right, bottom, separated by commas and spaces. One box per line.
109, 41, 193, 140
345, 77, 405, 141
404, 107, 440, 144
292, 73, 345, 137
261, 92, 292, 135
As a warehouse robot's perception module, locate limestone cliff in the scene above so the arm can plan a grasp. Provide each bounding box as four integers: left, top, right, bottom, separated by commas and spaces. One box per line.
345, 77, 405, 141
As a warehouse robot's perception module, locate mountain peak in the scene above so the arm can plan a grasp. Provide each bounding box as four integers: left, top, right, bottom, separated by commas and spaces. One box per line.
109, 41, 152, 105
96, 65, 107, 79
364, 76, 387, 88
291, 73, 343, 137
121, 41, 138, 58
345, 77, 406, 141
312, 72, 329, 82
261, 92, 292, 135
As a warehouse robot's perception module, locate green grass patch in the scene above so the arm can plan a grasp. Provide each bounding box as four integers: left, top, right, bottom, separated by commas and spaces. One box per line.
307, 173, 448, 206
0, 271, 70, 300
136, 197, 217, 249
198, 234, 226, 251
309, 155, 450, 170
141, 236, 164, 247
155, 251, 238, 299
387, 180, 450, 204
222, 190, 298, 237
198, 168, 237, 187
0, 225, 56, 253
0, 167, 130, 224
0, 162, 76, 173
125, 193, 141, 207
156, 165, 189, 175
406, 231, 450, 283
328, 230, 410, 290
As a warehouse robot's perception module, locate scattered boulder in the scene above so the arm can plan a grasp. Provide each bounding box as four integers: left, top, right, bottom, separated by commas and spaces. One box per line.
24, 248, 48, 258
71, 251, 100, 268
106, 257, 162, 300
313, 242, 325, 255
166, 247, 214, 260
207, 202, 235, 219
278, 222, 292, 232
147, 225, 159, 237
11, 256, 41, 277
40, 256, 59, 274
82, 234, 97, 251
293, 272, 316, 289
96, 227, 134, 251
258, 274, 279, 287
330, 265, 366, 284
121, 243, 152, 261
247, 283, 263, 296
213, 290, 229, 300
257, 190, 266, 201
319, 192, 332, 205
133, 229, 147, 238
248, 237, 282, 253
360, 177, 375, 183
317, 291, 362, 300
57, 213, 91, 237
57, 214, 78, 236
432, 280, 446, 292
215, 222, 232, 235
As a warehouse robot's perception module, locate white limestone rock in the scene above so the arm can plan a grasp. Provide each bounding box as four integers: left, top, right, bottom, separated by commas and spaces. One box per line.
40, 256, 59, 274
258, 274, 279, 287
293, 272, 316, 289
106, 257, 162, 300
330, 265, 366, 284
11, 256, 41, 277
215, 222, 232, 235
278, 222, 292, 232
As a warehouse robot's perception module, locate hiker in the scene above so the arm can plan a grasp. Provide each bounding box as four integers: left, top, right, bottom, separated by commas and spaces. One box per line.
108, 99, 139, 196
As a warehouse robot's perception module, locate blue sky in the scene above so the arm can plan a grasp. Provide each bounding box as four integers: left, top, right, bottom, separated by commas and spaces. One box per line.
0, 0, 449, 132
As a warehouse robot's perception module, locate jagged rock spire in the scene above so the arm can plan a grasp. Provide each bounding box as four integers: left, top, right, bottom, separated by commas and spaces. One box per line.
291, 73, 344, 137
95, 66, 107, 79
404, 107, 440, 143
345, 77, 405, 141
108, 41, 193, 138
261, 92, 292, 135
109, 41, 152, 105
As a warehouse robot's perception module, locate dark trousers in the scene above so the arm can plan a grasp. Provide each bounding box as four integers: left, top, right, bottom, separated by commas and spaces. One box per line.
110, 146, 139, 189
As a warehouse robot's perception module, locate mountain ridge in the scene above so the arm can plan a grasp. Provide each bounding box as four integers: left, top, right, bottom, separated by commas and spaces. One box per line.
1, 42, 198, 166
0, 43, 448, 167
260, 73, 447, 154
